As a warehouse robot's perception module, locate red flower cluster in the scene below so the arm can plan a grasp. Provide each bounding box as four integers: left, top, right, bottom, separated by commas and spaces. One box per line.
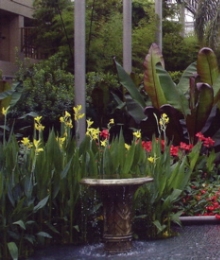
142, 133, 215, 157
196, 132, 215, 148
182, 185, 220, 219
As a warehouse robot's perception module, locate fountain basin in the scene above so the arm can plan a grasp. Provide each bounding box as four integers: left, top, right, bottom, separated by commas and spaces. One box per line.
80, 177, 153, 254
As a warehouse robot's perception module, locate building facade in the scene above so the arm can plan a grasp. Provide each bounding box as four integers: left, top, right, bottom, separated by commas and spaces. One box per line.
0, 0, 34, 80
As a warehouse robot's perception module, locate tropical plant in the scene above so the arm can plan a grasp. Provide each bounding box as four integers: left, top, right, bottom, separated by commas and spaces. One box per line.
194, 0, 220, 51
133, 113, 217, 239
112, 43, 220, 150
0, 105, 86, 259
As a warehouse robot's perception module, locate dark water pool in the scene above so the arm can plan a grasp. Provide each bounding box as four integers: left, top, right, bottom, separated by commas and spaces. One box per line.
25, 225, 220, 260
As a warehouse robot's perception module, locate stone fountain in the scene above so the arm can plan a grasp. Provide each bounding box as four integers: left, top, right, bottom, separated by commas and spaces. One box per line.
80, 177, 153, 254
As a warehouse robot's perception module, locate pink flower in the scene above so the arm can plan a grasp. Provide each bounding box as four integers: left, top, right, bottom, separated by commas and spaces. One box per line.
99, 129, 110, 139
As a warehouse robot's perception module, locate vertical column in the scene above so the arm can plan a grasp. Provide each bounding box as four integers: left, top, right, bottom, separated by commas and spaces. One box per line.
180, 2, 185, 37
155, 0, 162, 51
123, 0, 132, 74
74, 0, 86, 144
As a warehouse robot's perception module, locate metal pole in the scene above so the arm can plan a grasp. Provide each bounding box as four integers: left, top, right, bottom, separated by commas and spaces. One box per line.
155, 0, 162, 51
74, 0, 86, 144
123, 0, 132, 74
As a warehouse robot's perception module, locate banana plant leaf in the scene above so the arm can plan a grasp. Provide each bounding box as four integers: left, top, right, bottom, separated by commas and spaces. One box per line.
114, 59, 146, 108
143, 43, 166, 109
186, 83, 214, 143
143, 43, 189, 116
177, 62, 197, 94
197, 47, 219, 86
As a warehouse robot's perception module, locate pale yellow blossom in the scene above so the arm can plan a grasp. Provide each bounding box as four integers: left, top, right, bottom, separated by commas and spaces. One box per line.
86, 127, 99, 140
100, 139, 108, 147
125, 143, 130, 150
73, 105, 85, 121
34, 116, 42, 123
33, 139, 43, 153
133, 130, 141, 139
21, 137, 33, 149
56, 136, 66, 148
86, 118, 94, 128
2, 106, 10, 116
148, 153, 159, 164
159, 113, 169, 126
107, 118, 114, 128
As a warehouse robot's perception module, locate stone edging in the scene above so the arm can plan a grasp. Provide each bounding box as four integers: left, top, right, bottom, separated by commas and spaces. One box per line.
180, 216, 220, 225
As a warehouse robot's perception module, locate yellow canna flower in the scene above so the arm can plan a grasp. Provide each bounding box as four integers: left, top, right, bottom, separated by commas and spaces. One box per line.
100, 139, 108, 147
21, 137, 33, 148
34, 116, 42, 123
86, 127, 99, 140
125, 143, 130, 150
56, 136, 66, 148
35, 123, 45, 131
107, 118, 114, 128
148, 156, 155, 163
73, 105, 85, 121
33, 139, 43, 153
2, 106, 10, 116
109, 118, 114, 124
148, 153, 159, 164
59, 116, 64, 123
86, 118, 94, 128
64, 111, 71, 118
133, 130, 141, 139
159, 113, 169, 126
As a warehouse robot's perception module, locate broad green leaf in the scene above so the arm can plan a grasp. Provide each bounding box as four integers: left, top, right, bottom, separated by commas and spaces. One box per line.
19, 112, 39, 119
156, 64, 189, 116
7, 242, 18, 260
125, 94, 146, 123
153, 220, 166, 234
186, 83, 213, 141
60, 157, 73, 179
177, 62, 197, 94
197, 47, 219, 86
33, 195, 49, 213
13, 220, 26, 230
162, 189, 182, 211
24, 234, 35, 244
170, 211, 183, 226
143, 43, 166, 109
36, 231, 52, 238
114, 59, 146, 107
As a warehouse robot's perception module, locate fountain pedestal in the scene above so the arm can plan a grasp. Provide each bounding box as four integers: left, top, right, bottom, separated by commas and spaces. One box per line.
80, 177, 153, 254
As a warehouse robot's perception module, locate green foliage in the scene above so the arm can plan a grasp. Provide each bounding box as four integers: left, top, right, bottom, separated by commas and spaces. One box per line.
163, 34, 200, 71
0, 112, 88, 259
13, 54, 74, 128
133, 138, 202, 239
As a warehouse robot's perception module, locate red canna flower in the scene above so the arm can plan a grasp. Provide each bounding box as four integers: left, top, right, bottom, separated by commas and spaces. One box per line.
203, 137, 215, 148
142, 141, 152, 152
170, 145, 179, 156
196, 132, 206, 141
99, 129, 110, 139
180, 142, 193, 151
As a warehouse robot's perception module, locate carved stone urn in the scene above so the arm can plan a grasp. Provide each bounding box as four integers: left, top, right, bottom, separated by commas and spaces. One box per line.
80, 177, 153, 254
